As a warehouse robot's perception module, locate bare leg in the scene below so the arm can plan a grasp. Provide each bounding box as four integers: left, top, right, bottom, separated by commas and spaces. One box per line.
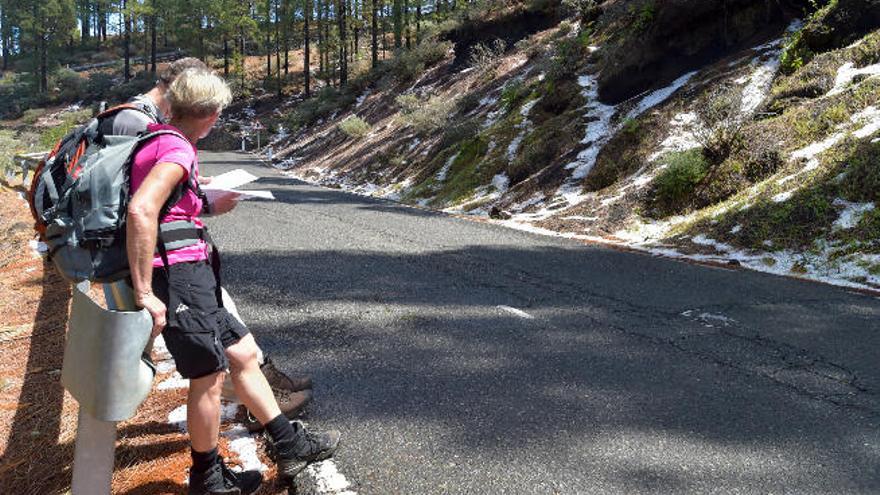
188, 371, 225, 452
226, 333, 281, 424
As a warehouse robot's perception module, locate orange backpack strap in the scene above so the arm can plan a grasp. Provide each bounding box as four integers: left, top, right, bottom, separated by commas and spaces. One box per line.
95, 102, 141, 120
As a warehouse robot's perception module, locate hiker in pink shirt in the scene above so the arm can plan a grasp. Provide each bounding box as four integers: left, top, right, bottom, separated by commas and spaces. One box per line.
127, 69, 340, 495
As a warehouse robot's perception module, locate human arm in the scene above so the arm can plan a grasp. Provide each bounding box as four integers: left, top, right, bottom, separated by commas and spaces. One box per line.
127, 162, 186, 337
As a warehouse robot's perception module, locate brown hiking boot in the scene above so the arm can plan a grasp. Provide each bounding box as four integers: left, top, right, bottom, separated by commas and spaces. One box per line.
261, 357, 313, 393
244, 388, 313, 432
221, 357, 313, 402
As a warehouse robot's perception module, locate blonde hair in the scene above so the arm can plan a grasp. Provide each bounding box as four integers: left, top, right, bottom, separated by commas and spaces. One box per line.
167, 68, 232, 119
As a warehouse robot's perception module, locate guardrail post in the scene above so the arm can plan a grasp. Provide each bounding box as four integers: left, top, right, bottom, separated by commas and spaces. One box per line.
68, 280, 151, 495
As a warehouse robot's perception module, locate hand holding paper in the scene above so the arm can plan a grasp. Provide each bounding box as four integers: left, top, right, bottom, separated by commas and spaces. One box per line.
201, 168, 275, 201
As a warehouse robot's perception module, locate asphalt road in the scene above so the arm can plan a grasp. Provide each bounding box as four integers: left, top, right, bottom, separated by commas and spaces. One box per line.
201, 151, 880, 494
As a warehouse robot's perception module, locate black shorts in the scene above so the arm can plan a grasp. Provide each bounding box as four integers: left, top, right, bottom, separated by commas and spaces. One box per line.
152, 261, 249, 379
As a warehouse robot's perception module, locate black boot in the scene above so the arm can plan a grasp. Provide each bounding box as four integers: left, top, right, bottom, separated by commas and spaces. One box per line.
188, 458, 262, 495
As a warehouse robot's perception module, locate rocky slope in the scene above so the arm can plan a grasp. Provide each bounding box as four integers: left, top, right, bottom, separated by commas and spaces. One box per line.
228, 0, 880, 290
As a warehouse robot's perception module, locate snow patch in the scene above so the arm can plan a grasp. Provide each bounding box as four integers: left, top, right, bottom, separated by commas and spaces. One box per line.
740, 52, 782, 115
828, 62, 880, 96
157, 372, 188, 390
625, 71, 698, 121
223, 426, 269, 473
832, 200, 875, 230
168, 405, 188, 432
435, 153, 459, 182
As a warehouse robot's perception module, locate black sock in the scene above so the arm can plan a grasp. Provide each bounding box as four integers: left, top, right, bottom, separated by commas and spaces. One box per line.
265, 414, 299, 455
191, 446, 219, 473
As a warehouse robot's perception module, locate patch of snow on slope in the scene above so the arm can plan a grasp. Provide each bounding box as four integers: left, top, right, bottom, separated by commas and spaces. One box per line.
691, 234, 736, 253
740, 51, 783, 115
435, 152, 459, 182
491, 173, 510, 193
781, 106, 880, 183
625, 71, 698, 121
852, 106, 880, 138
828, 62, 880, 96
507, 99, 540, 161
563, 74, 617, 182
832, 199, 875, 230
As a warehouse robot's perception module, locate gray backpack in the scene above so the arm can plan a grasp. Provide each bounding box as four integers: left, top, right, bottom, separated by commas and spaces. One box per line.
28, 105, 204, 283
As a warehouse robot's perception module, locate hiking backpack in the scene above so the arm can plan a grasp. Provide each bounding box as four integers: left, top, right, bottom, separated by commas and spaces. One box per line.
28, 104, 204, 283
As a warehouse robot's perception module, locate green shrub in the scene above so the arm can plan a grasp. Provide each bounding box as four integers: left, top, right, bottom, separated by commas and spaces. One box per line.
86, 72, 115, 100
500, 80, 531, 113
21, 109, 46, 125
53, 68, 87, 103
289, 86, 358, 131
468, 39, 506, 72
39, 109, 92, 148
400, 95, 457, 135
653, 149, 709, 209
629, 1, 656, 33
387, 41, 452, 84
337, 115, 371, 139
507, 115, 577, 185
395, 94, 421, 114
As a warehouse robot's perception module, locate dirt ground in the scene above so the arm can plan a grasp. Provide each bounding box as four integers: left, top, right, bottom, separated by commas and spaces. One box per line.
0, 179, 285, 494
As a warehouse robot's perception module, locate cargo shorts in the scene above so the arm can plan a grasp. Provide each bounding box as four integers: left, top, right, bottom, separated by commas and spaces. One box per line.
152, 261, 249, 379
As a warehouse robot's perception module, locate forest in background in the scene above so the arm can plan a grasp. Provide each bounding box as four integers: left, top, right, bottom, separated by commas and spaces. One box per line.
0, 0, 514, 116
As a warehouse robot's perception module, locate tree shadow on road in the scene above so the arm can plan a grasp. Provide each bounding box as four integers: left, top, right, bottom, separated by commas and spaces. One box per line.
219, 247, 880, 493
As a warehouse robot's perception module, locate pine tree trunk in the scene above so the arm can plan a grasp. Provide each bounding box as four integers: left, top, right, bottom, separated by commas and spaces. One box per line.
304, 0, 311, 95
393, 0, 401, 49
404, 0, 410, 49
276, 2, 281, 96
81, 1, 90, 45
320, 0, 326, 73
150, 12, 157, 73
353, 0, 359, 60
1, 4, 9, 71
371, 0, 378, 67
40, 34, 48, 94
123, 0, 131, 82
224, 37, 229, 77
266, 0, 272, 79
416, 2, 421, 44
339, 0, 347, 85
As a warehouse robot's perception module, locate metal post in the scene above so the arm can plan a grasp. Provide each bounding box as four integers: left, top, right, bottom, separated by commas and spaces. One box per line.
256, 131, 261, 150
70, 280, 139, 495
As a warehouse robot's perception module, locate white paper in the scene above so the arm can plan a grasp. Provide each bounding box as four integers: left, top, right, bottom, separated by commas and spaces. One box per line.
202, 169, 260, 191
202, 169, 274, 201
204, 188, 275, 202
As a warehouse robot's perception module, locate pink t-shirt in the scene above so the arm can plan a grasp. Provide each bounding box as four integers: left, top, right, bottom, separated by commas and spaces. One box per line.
130, 123, 209, 267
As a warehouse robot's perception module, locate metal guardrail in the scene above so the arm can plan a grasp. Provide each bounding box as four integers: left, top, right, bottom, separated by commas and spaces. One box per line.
65, 280, 154, 494
14, 151, 46, 185
16, 151, 155, 493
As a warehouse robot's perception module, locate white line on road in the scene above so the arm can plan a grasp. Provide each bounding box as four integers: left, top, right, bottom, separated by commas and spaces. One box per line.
497, 305, 535, 319
295, 459, 358, 495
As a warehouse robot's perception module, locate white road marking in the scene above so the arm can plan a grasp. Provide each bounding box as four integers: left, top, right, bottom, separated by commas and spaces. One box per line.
497, 305, 535, 319
295, 459, 358, 495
